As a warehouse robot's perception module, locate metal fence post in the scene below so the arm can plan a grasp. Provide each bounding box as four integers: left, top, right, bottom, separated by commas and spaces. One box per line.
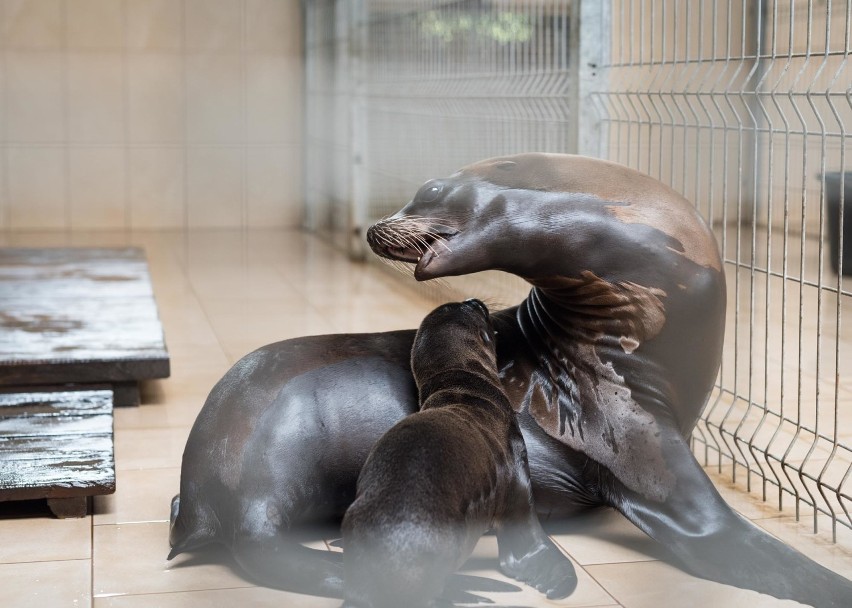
302, 0, 317, 232
570, 0, 611, 158
348, 0, 369, 261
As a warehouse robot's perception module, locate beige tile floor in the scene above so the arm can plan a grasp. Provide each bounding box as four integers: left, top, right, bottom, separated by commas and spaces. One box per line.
0, 228, 851, 607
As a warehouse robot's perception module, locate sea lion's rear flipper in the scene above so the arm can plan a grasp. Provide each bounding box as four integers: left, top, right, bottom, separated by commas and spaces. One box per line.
605, 421, 852, 608
232, 536, 344, 598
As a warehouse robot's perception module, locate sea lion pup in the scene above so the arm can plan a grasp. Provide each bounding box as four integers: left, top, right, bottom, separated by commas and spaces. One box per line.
341, 299, 577, 608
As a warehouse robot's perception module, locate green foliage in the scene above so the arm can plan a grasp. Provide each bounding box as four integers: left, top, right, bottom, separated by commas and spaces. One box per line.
420, 10, 533, 44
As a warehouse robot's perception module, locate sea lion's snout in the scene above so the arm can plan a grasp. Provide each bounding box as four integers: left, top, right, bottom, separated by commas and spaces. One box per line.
365, 216, 457, 270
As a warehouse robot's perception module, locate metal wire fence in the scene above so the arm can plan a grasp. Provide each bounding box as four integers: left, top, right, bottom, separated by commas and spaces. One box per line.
302, 0, 852, 539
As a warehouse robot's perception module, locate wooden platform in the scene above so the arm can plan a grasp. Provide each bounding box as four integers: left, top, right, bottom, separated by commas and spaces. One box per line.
0, 388, 115, 517
0, 248, 170, 404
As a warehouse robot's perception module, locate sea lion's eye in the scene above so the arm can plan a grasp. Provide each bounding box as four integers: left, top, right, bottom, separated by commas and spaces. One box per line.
419, 184, 443, 203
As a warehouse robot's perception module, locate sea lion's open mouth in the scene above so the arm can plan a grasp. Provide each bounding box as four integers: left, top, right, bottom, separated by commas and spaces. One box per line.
366, 217, 458, 271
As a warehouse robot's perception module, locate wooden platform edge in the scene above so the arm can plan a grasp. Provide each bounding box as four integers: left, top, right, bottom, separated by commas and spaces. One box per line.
0, 388, 116, 518
0, 356, 170, 387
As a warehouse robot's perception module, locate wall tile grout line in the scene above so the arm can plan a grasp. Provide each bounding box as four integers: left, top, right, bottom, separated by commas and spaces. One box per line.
181, 0, 189, 234
61, 0, 71, 233
122, 0, 131, 234
241, 0, 248, 232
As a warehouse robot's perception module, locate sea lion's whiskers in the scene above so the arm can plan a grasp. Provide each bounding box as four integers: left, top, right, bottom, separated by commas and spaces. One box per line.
380, 225, 417, 251
389, 218, 454, 258
409, 233, 439, 257
386, 224, 434, 256
420, 276, 452, 291
432, 236, 452, 254
378, 256, 416, 279
381, 230, 408, 249
372, 230, 396, 249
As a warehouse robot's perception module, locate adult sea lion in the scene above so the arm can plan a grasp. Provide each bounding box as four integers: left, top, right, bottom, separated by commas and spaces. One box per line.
342, 299, 576, 607
170, 153, 852, 607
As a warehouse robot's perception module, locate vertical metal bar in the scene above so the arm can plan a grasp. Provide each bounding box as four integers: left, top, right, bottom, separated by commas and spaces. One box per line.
570, 0, 611, 157
349, 0, 369, 260
303, 1, 317, 232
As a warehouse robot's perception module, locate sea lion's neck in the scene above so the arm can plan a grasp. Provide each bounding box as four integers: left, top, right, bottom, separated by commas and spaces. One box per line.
516, 272, 667, 367
417, 368, 513, 417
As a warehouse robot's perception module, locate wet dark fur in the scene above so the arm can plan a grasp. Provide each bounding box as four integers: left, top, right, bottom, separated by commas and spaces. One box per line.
171, 154, 852, 608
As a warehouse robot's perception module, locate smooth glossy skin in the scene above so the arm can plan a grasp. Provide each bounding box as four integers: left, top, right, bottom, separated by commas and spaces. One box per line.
170, 154, 852, 607
342, 300, 576, 608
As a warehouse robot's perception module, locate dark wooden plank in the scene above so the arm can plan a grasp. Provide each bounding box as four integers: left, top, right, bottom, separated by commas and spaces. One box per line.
0, 455, 115, 498
0, 389, 113, 417
0, 247, 170, 387
0, 415, 114, 438
0, 434, 113, 460
0, 388, 115, 505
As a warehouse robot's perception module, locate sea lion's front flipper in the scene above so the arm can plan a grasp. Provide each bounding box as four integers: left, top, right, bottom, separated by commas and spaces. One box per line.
496, 434, 578, 600
605, 420, 852, 608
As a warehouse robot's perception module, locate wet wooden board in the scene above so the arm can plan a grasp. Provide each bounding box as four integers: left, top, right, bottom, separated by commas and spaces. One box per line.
0, 389, 115, 517
0, 248, 170, 388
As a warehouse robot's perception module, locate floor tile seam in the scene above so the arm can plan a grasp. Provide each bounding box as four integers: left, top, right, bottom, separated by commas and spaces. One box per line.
548, 534, 660, 567
566, 561, 621, 606
0, 556, 91, 567
577, 558, 665, 569
92, 583, 258, 600
164, 238, 231, 364
92, 518, 169, 527
91, 495, 95, 608
577, 562, 630, 607
743, 513, 790, 522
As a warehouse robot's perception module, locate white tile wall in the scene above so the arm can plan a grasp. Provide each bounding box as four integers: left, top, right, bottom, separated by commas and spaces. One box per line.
185, 53, 242, 143
184, 0, 242, 53
245, 0, 294, 54
68, 146, 126, 229
246, 145, 301, 227
187, 146, 242, 228
0, 0, 304, 231
125, 0, 182, 52
128, 147, 183, 228
3, 0, 63, 51
7, 146, 66, 229
5, 52, 64, 142
246, 55, 299, 144
66, 0, 124, 50
67, 53, 124, 143
126, 54, 183, 143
